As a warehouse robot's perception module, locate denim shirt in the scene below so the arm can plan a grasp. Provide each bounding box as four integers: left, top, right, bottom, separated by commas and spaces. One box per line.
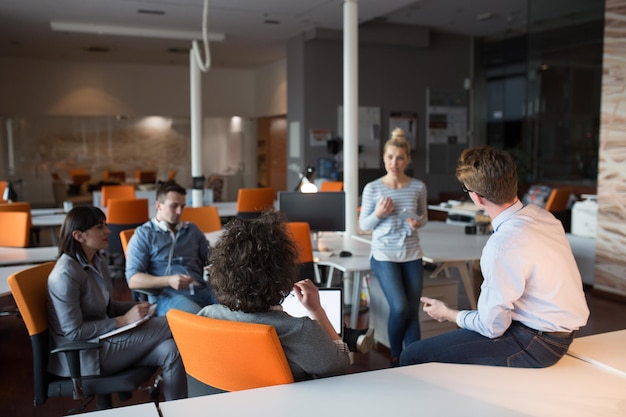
125, 219, 211, 303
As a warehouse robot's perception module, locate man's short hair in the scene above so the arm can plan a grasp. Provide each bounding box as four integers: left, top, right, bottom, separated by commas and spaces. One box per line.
156, 180, 186, 202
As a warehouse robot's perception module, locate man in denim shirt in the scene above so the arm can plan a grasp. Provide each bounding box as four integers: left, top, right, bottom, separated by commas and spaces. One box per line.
126, 180, 217, 316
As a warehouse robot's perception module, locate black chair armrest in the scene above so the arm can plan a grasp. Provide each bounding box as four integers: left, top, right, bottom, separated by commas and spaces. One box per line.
51, 341, 101, 400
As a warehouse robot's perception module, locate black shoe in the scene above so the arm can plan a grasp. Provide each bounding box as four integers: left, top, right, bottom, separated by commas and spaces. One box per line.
343, 326, 375, 353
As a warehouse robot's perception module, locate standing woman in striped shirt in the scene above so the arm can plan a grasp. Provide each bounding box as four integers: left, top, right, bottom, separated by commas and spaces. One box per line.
359, 128, 428, 367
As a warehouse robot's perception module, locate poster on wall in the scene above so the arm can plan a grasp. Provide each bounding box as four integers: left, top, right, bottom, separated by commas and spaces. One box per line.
309, 128, 332, 147
427, 105, 467, 144
389, 112, 418, 147
337, 106, 381, 168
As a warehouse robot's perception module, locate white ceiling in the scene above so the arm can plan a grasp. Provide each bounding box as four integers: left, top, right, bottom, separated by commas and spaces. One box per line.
0, 0, 529, 68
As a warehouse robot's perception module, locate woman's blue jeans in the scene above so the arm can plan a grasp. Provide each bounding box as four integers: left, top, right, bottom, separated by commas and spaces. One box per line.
399, 321, 574, 368
370, 257, 423, 359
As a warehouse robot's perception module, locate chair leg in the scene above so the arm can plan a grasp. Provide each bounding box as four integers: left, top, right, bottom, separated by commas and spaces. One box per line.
96, 393, 113, 410
150, 374, 163, 407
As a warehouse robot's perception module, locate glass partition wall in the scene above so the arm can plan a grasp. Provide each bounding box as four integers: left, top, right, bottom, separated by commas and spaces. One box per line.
478, 0, 604, 194
0, 115, 248, 205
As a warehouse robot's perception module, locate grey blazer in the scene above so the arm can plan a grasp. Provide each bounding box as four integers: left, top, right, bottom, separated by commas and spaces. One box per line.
47, 252, 134, 376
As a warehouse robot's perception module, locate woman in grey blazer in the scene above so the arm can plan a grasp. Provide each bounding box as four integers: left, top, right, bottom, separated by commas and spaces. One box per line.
47, 206, 186, 401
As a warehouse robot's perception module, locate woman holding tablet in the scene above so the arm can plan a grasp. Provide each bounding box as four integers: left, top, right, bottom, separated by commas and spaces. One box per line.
199, 211, 350, 381
359, 127, 428, 366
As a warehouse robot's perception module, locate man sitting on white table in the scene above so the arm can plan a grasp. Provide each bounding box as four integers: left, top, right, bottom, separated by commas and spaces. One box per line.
401, 145, 589, 368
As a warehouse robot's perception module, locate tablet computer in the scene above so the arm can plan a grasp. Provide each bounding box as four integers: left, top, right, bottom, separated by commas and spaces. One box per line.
280, 287, 343, 337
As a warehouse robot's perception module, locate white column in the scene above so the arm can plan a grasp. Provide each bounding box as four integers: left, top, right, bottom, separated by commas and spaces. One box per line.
342, 0, 359, 307
190, 50, 203, 207
343, 0, 359, 238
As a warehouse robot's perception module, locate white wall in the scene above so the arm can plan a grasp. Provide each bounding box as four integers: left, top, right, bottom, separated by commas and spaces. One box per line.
0, 58, 261, 117
254, 59, 287, 117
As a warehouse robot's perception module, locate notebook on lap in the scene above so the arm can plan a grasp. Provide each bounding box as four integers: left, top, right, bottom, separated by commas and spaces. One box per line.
280, 287, 343, 337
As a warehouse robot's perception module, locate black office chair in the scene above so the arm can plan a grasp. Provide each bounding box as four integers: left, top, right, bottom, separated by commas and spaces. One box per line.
7, 262, 160, 411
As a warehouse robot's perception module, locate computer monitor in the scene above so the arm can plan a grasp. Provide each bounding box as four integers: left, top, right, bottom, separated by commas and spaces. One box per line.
278, 191, 346, 232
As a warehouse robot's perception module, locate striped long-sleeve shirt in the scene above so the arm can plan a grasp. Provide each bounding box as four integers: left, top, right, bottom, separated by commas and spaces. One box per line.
359, 178, 427, 262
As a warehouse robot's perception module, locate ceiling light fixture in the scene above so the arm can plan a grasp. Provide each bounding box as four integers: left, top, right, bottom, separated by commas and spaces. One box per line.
50, 21, 225, 42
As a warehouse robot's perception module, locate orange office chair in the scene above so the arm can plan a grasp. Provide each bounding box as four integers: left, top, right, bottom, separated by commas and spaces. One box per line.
0, 201, 36, 246
69, 168, 87, 177
166, 310, 294, 397
286, 222, 321, 285
236, 187, 276, 219
319, 181, 343, 192
119, 228, 135, 256
0, 211, 31, 247
102, 170, 126, 183
119, 228, 154, 302
167, 170, 177, 181
0, 180, 7, 202
106, 198, 149, 267
545, 187, 573, 213
180, 206, 222, 233
134, 170, 157, 184
69, 169, 91, 189
100, 185, 135, 207
8, 263, 158, 410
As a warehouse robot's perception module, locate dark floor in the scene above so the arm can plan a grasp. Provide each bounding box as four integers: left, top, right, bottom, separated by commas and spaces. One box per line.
1, 270, 625, 416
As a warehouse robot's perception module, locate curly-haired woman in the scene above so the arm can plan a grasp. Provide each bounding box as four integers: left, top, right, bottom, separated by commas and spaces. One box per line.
198, 211, 350, 381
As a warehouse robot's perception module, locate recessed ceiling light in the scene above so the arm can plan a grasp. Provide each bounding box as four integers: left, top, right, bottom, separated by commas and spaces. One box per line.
51, 21, 225, 42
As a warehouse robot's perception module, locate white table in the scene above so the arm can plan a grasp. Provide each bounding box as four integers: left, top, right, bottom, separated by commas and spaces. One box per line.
212, 201, 237, 218
0, 246, 57, 266
159, 355, 626, 417
567, 329, 626, 378
427, 201, 481, 216
566, 233, 596, 286
0, 263, 39, 296
81, 402, 160, 416
313, 233, 372, 326
31, 212, 66, 245
31, 208, 65, 216
353, 222, 489, 314
206, 222, 489, 328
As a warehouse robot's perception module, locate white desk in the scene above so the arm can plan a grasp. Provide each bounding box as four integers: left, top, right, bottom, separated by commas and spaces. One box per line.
212, 201, 237, 218
159, 355, 626, 417
566, 233, 596, 286
0, 246, 57, 266
427, 201, 481, 216
81, 402, 160, 416
353, 222, 489, 314
313, 233, 372, 327
31, 212, 66, 245
567, 329, 626, 378
206, 222, 488, 328
0, 263, 39, 296
31, 208, 65, 216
